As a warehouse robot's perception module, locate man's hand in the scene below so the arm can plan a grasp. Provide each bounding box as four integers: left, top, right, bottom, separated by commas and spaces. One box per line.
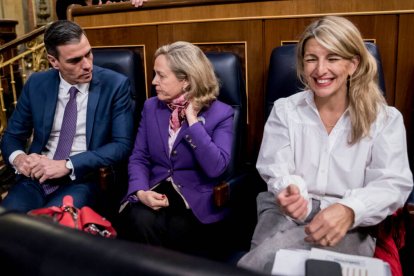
30, 157, 70, 183
137, 190, 169, 210
13, 153, 42, 177
304, 203, 354, 247
277, 184, 308, 220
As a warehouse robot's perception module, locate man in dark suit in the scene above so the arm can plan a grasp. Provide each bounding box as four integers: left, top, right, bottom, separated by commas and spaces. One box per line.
0, 20, 134, 212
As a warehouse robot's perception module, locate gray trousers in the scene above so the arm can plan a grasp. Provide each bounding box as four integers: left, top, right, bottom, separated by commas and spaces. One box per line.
237, 192, 376, 274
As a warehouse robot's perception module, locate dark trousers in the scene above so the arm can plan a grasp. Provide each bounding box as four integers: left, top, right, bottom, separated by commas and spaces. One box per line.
117, 181, 225, 259
1, 175, 98, 213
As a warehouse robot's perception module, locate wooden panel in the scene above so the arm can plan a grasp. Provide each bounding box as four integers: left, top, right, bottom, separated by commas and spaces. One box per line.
264, 15, 398, 105
84, 25, 158, 98
157, 20, 264, 161
72, 0, 414, 28
1, 1, 25, 36
0, 20, 18, 46
395, 14, 414, 118
395, 14, 414, 165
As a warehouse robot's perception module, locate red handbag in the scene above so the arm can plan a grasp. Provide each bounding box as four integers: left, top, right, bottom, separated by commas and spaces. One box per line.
28, 195, 117, 238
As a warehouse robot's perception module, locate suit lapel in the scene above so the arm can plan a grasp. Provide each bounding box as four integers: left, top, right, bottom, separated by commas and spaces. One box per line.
172, 121, 189, 151
42, 74, 60, 147
156, 100, 204, 155
155, 100, 171, 158
86, 74, 101, 148
172, 107, 207, 151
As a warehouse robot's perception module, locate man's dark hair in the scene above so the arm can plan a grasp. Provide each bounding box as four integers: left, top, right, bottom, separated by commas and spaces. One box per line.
44, 20, 85, 59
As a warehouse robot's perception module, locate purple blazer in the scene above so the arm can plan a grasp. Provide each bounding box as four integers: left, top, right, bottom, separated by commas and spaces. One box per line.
125, 96, 234, 224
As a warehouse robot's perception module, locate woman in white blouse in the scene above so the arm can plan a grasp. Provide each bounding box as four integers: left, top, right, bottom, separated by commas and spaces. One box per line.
238, 15, 413, 274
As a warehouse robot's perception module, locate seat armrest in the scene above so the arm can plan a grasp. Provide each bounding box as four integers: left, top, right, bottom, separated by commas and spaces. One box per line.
214, 172, 248, 208
99, 166, 115, 192
214, 181, 230, 207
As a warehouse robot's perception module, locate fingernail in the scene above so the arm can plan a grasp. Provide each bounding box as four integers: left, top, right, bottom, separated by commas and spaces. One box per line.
161, 195, 165, 198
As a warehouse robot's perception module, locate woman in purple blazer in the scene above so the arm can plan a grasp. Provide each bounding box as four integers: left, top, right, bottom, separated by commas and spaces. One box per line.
118, 41, 234, 257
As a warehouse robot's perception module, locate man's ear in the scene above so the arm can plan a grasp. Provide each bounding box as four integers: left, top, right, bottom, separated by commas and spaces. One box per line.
47, 54, 59, 70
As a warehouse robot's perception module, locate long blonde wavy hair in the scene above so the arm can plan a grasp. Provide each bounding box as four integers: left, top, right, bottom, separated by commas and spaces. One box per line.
154, 41, 219, 109
296, 16, 386, 144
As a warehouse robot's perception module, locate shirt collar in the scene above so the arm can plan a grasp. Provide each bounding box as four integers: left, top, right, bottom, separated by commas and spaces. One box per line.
59, 73, 90, 95
303, 89, 350, 115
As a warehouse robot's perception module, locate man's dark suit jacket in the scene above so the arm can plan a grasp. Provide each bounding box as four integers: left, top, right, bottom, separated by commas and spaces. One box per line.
1, 65, 135, 181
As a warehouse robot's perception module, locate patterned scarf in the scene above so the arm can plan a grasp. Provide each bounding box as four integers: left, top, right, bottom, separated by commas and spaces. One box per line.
167, 93, 189, 133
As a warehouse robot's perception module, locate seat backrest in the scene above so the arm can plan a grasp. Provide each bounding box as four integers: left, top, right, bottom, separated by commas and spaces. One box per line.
92, 48, 146, 219
0, 210, 261, 276
92, 48, 146, 125
265, 42, 386, 119
150, 52, 247, 178
205, 52, 247, 178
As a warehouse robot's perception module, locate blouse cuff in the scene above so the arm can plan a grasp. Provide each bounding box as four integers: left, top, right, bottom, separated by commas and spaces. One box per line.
269, 175, 309, 199
283, 175, 309, 199
337, 197, 365, 228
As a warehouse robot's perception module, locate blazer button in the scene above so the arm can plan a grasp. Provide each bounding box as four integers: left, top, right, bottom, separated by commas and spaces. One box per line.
167, 169, 171, 173
172, 150, 177, 156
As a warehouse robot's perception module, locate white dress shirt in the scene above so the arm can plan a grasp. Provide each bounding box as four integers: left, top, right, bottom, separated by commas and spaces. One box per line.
257, 90, 413, 227
166, 125, 190, 208
43, 75, 89, 159
10, 74, 89, 178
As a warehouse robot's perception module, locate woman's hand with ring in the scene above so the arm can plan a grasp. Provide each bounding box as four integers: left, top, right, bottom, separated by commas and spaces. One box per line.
304, 203, 354, 247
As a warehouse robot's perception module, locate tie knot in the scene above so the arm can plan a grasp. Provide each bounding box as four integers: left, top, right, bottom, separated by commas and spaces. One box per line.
69, 86, 78, 98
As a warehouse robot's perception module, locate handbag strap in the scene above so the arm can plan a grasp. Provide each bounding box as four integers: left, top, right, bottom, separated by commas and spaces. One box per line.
28, 195, 116, 237
62, 194, 74, 207
80, 206, 117, 238
80, 206, 111, 227
28, 195, 79, 228
29, 206, 62, 216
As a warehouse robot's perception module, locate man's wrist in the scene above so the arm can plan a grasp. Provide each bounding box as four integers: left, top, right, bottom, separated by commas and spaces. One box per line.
65, 158, 74, 175
12, 153, 26, 174
10, 151, 25, 167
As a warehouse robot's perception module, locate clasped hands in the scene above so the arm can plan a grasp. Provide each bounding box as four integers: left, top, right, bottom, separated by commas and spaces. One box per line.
13, 153, 70, 183
277, 184, 354, 247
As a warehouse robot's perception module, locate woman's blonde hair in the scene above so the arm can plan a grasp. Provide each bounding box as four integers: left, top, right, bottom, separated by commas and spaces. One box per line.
154, 41, 219, 109
296, 16, 386, 144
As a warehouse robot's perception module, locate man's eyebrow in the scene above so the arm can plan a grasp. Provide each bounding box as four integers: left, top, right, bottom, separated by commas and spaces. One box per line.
66, 56, 83, 63
66, 49, 91, 63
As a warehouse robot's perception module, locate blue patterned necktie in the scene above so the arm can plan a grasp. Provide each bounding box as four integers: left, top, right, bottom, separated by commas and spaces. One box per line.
53, 86, 79, 160
43, 86, 78, 195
